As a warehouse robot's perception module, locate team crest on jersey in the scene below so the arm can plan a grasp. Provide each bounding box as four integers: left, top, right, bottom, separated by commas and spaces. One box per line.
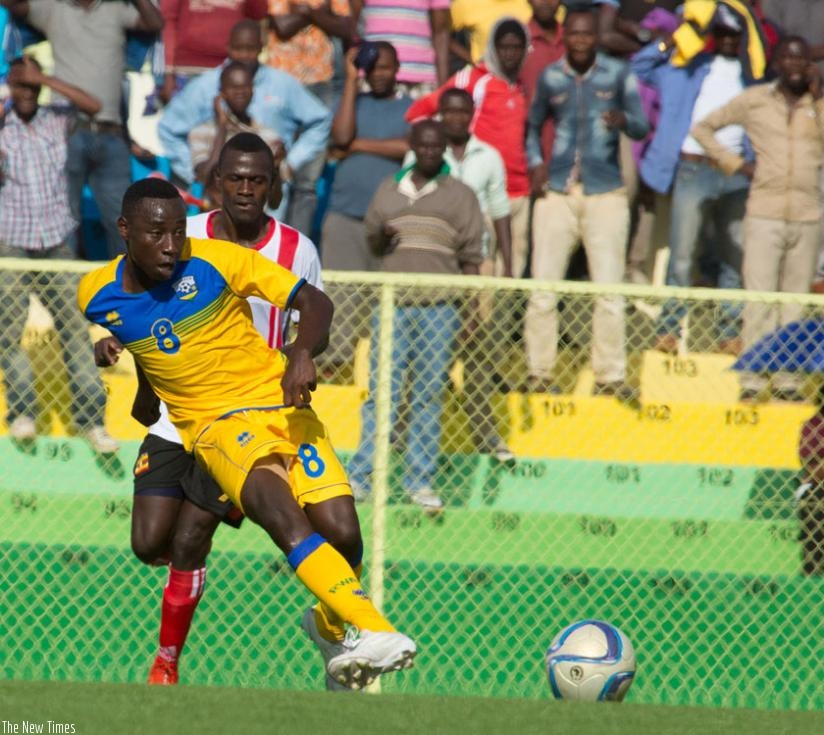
133, 452, 150, 476
237, 431, 255, 447
105, 310, 122, 326
173, 275, 198, 300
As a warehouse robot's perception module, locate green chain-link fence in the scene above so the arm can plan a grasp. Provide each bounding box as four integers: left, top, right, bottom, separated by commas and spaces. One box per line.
2, 258, 824, 710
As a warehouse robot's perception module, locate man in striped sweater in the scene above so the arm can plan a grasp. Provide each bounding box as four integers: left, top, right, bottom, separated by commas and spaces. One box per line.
346, 119, 484, 514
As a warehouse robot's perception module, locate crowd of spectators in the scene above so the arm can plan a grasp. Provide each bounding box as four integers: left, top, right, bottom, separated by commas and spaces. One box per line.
2, 0, 824, 461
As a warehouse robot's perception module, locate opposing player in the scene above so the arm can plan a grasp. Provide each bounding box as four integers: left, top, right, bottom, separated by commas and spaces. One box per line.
79, 175, 416, 690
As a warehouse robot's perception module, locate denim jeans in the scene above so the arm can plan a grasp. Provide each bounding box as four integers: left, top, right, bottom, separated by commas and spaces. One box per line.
347, 303, 461, 494
66, 127, 132, 259
658, 160, 749, 341
0, 243, 107, 428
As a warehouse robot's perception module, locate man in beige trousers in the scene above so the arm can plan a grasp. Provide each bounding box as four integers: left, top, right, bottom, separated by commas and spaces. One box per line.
691, 35, 824, 403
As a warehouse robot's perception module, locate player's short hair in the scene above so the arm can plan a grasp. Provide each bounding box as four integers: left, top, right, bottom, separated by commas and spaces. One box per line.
439, 87, 474, 111
220, 60, 253, 86
121, 178, 182, 219
218, 132, 275, 176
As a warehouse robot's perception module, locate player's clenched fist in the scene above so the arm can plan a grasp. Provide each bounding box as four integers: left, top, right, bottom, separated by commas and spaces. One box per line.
94, 335, 124, 367
281, 346, 317, 408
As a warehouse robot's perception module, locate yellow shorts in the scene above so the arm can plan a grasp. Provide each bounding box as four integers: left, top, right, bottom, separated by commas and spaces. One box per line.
192, 407, 350, 511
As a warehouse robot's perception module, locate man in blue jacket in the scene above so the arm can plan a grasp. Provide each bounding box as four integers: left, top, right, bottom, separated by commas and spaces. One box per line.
631, 9, 751, 355
525, 6, 649, 402
158, 20, 331, 223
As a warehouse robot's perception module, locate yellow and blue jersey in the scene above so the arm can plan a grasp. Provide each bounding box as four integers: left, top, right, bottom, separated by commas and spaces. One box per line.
77, 237, 305, 449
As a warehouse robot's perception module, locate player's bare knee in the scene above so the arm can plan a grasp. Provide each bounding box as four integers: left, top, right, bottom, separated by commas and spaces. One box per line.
168, 520, 215, 568
131, 529, 169, 566
131, 495, 179, 565
325, 525, 363, 567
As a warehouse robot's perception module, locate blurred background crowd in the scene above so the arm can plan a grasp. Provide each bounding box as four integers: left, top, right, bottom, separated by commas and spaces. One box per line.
1, 0, 823, 417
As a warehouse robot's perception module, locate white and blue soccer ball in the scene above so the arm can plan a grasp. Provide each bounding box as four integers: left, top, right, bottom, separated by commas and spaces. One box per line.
545, 619, 636, 702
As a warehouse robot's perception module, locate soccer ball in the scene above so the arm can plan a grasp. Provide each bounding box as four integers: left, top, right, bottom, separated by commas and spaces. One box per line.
545, 619, 636, 702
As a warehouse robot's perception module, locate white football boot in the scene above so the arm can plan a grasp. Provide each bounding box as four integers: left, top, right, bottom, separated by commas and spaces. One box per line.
326, 628, 417, 690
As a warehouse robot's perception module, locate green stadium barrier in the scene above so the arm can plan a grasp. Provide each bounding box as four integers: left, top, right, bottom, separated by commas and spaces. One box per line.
0, 438, 782, 520
0, 437, 801, 575
1, 433, 815, 711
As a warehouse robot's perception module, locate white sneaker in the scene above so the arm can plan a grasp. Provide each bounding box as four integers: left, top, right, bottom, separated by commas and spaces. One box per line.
83, 425, 119, 454
408, 486, 444, 513
9, 415, 36, 442
300, 608, 351, 692
326, 628, 416, 691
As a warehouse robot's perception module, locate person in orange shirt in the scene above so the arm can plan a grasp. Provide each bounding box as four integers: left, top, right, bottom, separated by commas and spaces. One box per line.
267, 0, 353, 99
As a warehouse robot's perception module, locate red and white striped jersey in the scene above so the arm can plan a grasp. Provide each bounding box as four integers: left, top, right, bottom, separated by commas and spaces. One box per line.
187, 211, 323, 348
148, 211, 322, 444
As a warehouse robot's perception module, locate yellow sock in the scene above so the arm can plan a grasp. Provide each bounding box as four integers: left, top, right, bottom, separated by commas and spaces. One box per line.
288, 536, 393, 633
314, 563, 363, 642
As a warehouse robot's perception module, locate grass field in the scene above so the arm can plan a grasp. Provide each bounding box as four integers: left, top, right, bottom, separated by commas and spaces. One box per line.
2, 681, 823, 735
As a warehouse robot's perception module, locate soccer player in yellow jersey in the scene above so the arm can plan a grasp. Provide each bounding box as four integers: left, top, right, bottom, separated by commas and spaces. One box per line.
77, 177, 416, 689
95, 135, 361, 690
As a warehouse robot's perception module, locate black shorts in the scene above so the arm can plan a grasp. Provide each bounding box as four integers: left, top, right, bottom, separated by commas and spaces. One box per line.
132, 434, 243, 527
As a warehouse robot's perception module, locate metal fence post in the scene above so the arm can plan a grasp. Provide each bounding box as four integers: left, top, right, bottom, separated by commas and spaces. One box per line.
368, 281, 395, 622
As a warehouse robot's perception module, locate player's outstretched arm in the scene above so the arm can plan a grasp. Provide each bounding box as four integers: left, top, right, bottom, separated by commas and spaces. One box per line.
280, 283, 333, 408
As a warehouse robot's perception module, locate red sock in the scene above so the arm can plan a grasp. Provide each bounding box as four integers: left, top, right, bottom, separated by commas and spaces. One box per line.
157, 566, 206, 663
